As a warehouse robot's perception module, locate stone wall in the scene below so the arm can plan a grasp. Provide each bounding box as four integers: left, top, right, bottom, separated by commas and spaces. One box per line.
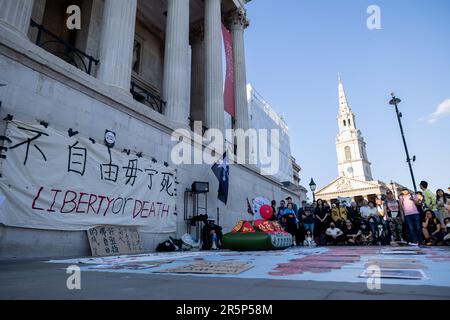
0, 33, 303, 260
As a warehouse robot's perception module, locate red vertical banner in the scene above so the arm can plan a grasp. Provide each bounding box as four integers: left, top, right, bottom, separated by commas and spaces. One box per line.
222, 24, 235, 118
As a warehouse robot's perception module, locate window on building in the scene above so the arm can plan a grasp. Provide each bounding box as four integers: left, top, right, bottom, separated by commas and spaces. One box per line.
348, 119, 351, 126
343, 120, 347, 126
345, 146, 352, 161
30, 0, 98, 75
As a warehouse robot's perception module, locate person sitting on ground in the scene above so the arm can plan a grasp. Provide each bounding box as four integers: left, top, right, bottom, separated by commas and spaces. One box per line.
303, 230, 316, 247
359, 222, 373, 245
343, 219, 361, 245
325, 222, 344, 246
201, 220, 223, 250
422, 209, 444, 246
443, 217, 450, 245
373, 223, 389, 246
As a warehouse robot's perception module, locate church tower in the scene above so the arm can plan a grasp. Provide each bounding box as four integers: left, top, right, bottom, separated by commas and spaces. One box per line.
336, 76, 373, 181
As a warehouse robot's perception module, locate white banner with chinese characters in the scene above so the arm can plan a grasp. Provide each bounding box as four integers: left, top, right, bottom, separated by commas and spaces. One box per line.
0, 121, 177, 233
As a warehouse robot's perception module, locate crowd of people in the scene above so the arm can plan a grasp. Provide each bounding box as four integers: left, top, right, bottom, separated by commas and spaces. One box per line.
270, 181, 450, 247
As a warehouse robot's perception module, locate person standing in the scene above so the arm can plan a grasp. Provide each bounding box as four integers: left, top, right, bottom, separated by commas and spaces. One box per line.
270, 200, 278, 221
295, 200, 308, 245
282, 203, 298, 245
347, 202, 361, 225
331, 201, 348, 229
415, 191, 426, 220
376, 197, 388, 231
385, 190, 404, 242
286, 197, 299, 219
399, 188, 423, 246
277, 200, 286, 221
420, 181, 436, 210
359, 200, 370, 220
301, 206, 315, 235
314, 199, 331, 245
436, 189, 450, 222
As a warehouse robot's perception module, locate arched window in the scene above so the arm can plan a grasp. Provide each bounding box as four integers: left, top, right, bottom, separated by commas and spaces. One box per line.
343, 120, 347, 126
345, 146, 352, 161
348, 119, 351, 126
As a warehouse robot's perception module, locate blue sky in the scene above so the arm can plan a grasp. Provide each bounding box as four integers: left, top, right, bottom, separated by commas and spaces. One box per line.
244, 0, 450, 198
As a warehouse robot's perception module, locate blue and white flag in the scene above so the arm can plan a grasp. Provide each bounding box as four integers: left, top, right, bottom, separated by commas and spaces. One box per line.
211, 153, 229, 205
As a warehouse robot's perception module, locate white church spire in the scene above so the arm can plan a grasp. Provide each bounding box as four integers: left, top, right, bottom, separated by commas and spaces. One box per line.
335, 76, 373, 181
338, 74, 351, 113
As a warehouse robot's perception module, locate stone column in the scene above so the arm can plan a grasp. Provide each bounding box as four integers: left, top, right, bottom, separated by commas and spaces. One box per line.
0, 0, 35, 37
162, 0, 190, 125
204, 0, 224, 133
189, 25, 205, 125
28, 0, 46, 42
230, 8, 250, 132
97, 0, 137, 94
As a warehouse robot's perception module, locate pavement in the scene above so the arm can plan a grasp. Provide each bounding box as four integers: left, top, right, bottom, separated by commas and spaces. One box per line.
1, 246, 450, 300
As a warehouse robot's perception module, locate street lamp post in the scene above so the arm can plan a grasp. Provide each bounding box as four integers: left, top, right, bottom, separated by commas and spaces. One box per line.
309, 178, 317, 203
389, 93, 417, 192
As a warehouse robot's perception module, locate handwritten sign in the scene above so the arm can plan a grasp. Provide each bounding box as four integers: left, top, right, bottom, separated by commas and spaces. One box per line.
0, 121, 177, 233
87, 225, 144, 257
157, 262, 254, 275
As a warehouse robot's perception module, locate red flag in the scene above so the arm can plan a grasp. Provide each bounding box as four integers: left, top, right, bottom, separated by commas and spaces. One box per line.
222, 24, 235, 117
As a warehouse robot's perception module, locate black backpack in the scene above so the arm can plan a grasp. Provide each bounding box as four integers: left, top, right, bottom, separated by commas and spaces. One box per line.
156, 237, 182, 252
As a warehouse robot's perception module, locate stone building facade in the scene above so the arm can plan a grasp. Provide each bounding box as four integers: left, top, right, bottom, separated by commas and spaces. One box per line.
0, 0, 304, 259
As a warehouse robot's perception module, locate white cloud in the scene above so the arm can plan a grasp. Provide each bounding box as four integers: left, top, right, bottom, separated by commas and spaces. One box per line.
428, 98, 450, 124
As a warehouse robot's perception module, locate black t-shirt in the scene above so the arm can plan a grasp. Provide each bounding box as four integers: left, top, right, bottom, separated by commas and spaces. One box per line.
344, 226, 358, 237
425, 217, 441, 234
314, 206, 330, 221
302, 211, 315, 224
347, 207, 360, 220
360, 227, 371, 236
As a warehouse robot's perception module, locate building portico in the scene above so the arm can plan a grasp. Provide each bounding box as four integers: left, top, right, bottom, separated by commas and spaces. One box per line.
0, 0, 307, 259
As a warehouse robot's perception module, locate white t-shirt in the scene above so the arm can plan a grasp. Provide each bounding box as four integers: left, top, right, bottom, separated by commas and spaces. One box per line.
326, 227, 343, 237
360, 206, 378, 219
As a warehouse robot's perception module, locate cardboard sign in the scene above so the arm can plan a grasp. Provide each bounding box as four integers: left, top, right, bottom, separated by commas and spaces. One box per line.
156, 262, 253, 275
87, 225, 144, 257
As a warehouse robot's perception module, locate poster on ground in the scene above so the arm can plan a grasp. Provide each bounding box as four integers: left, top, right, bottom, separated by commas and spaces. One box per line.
0, 121, 177, 233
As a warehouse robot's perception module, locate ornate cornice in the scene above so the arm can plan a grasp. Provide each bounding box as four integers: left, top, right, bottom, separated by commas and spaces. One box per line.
224, 8, 250, 31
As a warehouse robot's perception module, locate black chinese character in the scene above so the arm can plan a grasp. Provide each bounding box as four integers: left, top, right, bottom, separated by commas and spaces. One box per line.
100, 148, 119, 182
160, 172, 175, 196
10, 126, 49, 165
145, 168, 158, 190
67, 141, 87, 176
123, 159, 142, 186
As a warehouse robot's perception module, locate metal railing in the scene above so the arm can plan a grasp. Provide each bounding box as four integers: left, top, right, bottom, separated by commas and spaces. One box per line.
30, 19, 99, 75
130, 81, 166, 114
